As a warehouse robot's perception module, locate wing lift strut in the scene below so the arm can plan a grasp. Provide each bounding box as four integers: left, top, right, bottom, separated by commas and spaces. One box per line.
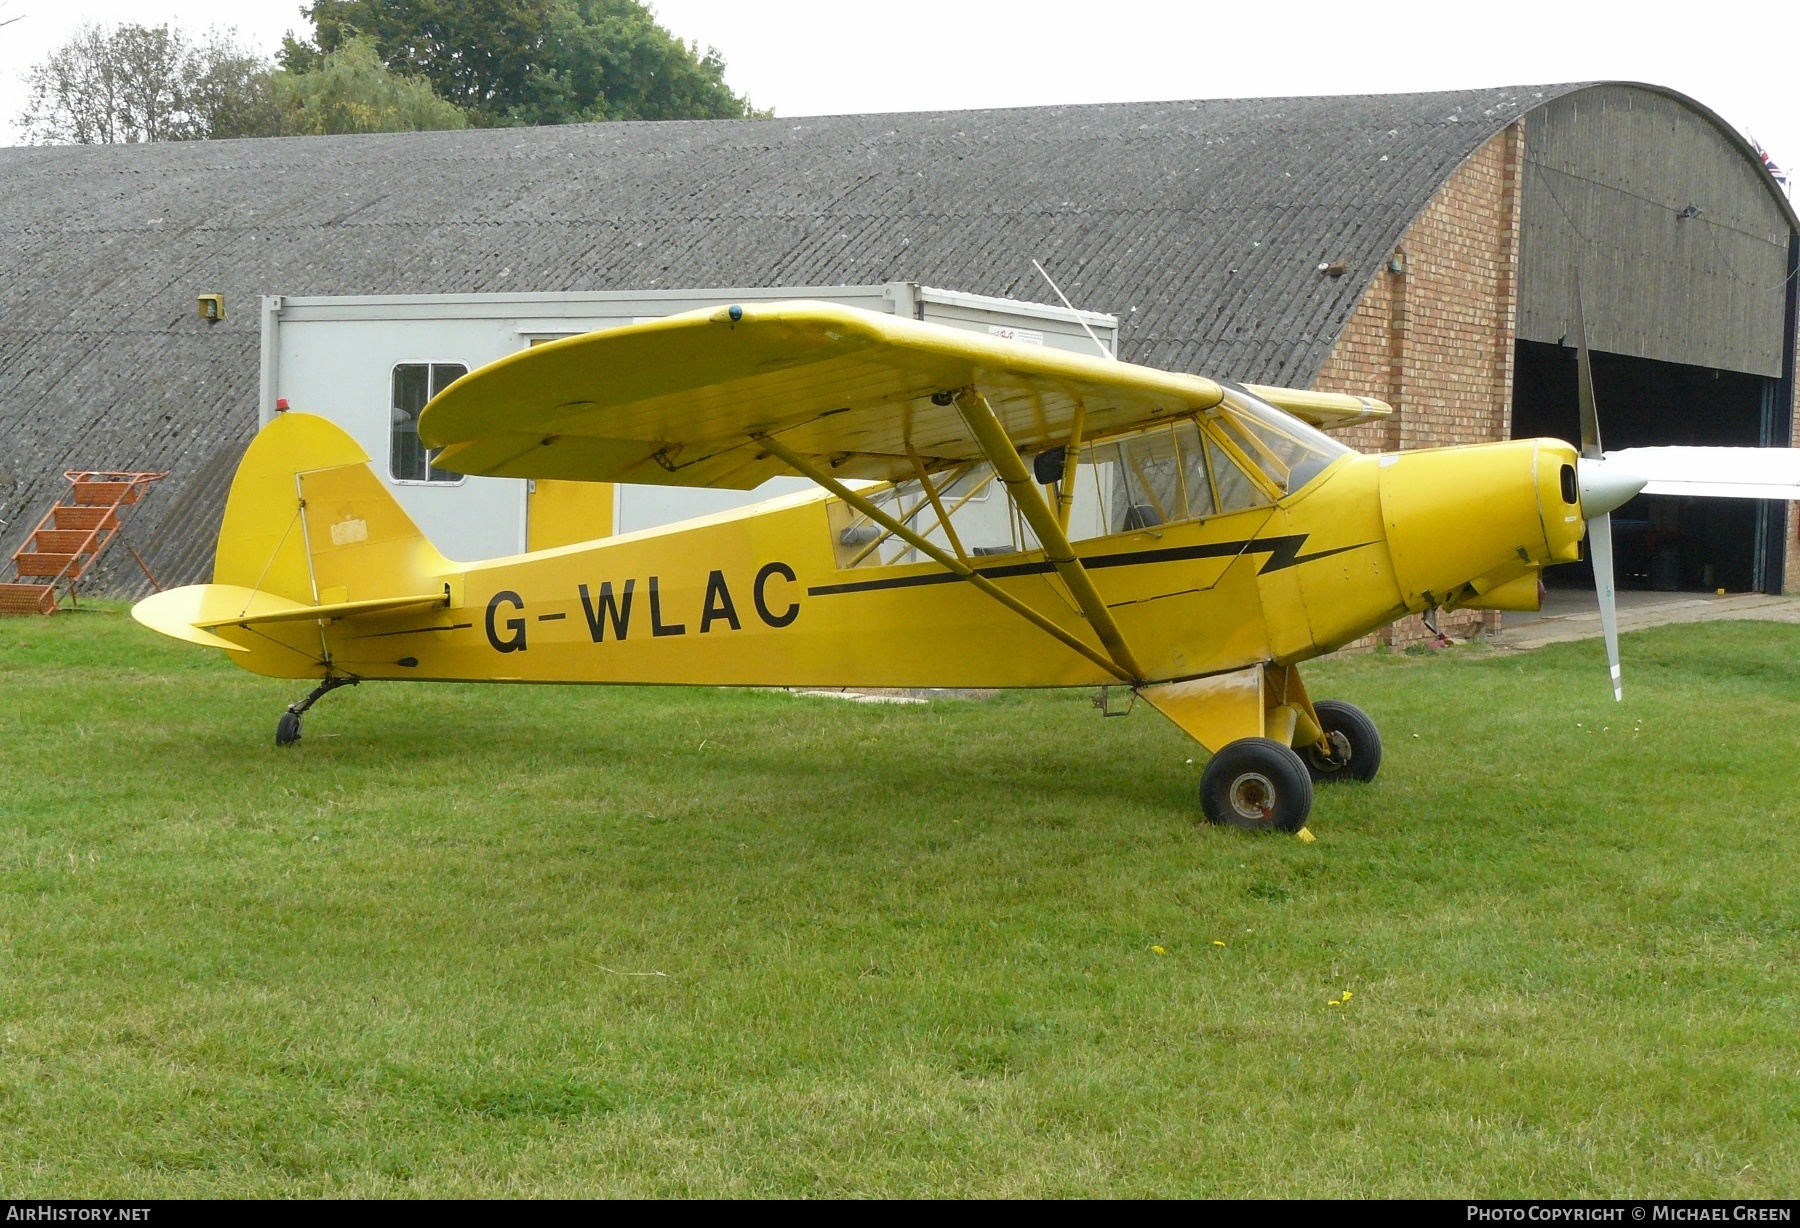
754, 387, 1146, 686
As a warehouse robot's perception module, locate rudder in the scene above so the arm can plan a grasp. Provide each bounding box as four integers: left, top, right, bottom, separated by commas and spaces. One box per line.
213, 412, 450, 606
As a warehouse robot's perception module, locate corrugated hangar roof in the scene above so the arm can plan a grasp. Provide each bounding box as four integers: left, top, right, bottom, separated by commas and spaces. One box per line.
0, 83, 1581, 585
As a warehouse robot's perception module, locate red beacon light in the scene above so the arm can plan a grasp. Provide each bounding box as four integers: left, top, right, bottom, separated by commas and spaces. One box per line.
275, 398, 290, 413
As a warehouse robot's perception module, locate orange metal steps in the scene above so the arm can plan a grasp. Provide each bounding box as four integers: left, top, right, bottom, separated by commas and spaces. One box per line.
0, 583, 56, 615
3, 471, 166, 615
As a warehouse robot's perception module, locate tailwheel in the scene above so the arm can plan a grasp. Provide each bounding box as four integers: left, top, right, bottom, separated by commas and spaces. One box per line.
1200, 737, 1314, 833
1303, 700, 1382, 784
274, 675, 359, 747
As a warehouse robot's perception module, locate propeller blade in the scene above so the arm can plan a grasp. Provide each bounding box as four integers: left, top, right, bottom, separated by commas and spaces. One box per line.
1588, 510, 1623, 702
1607, 445, 1800, 500
1572, 274, 1602, 460
1571, 272, 1619, 700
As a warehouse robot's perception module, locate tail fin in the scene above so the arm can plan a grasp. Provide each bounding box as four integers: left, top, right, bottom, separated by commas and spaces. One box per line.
134, 413, 451, 668
212, 411, 450, 604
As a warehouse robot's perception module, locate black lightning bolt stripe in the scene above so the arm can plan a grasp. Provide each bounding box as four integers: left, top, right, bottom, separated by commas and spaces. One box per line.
805, 535, 1376, 597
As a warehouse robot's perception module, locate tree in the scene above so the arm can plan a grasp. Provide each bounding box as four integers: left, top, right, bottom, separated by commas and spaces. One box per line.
17, 23, 468, 143
284, 0, 759, 126
19, 23, 194, 144
17, 25, 282, 144
181, 35, 285, 140
273, 36, 467, 135
527, 0, 761, 124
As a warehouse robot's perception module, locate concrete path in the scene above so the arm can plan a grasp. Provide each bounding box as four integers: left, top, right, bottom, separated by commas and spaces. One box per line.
1492, 589, 1800, 651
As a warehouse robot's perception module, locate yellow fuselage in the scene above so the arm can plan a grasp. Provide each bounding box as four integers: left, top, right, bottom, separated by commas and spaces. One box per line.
215, 428, 1583, 692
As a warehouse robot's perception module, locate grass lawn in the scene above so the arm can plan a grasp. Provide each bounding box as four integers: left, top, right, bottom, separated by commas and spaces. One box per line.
1, 607, 1797, 1197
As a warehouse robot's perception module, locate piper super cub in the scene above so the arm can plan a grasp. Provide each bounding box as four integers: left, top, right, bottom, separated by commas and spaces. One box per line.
133, 301, 1800, 832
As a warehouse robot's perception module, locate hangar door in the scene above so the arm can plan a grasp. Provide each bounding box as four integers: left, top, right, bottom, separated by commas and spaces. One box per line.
1509, 85, 1797, 595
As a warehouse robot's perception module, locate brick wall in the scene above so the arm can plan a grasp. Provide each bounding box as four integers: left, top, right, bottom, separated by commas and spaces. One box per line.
1313, 122, 1525, 647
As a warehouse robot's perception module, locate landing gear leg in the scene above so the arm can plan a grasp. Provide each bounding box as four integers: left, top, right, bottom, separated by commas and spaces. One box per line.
275, 675, 359, 747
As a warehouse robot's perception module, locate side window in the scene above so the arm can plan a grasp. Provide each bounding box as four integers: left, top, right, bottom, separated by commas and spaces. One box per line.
1072, 418, 1268, 540
1106, 425, 1185, 530
829, 464, 1016, 568
825, 413, 1289, 567
391, 362, 467, 483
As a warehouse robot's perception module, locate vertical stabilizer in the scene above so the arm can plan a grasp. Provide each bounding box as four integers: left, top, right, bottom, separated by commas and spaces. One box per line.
212, 412, 450, 605
134, 413, 452, 674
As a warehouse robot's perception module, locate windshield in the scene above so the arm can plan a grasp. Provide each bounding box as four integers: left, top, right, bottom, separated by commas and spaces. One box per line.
1209, 385, 1352, 493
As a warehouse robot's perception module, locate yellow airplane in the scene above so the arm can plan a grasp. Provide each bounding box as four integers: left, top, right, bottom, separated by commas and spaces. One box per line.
132, 301, 1800, 833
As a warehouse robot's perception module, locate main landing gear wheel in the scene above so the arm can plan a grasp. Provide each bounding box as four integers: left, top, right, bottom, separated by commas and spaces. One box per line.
1200, 737, 1314, 833
1303, 700, 1382, 784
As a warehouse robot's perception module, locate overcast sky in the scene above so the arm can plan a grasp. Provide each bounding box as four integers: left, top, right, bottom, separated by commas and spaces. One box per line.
0, 0, 1794, 191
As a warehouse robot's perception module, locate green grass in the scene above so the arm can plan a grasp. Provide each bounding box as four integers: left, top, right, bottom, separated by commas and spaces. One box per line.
2, 607, 1798, 1197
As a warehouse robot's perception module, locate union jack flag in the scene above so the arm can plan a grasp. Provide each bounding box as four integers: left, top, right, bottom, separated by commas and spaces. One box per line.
1751, 135, 1789, 191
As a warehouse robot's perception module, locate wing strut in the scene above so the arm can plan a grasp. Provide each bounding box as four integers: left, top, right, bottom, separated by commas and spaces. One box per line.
953, 389, 1147, 683
905, 443, 970, 564
752, 432, 1134, 683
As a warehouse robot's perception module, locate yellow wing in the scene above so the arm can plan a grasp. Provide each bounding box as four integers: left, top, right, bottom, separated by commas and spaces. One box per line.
1244, 384, 1390, 430
419, 300, 1229, 489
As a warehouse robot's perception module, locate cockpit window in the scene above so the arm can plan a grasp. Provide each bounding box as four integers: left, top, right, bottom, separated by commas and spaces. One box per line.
824, 394, 1352, 568
1209, 387, 1351, 494
1201, 428, 1268, 514
1083, 417, 1276, 532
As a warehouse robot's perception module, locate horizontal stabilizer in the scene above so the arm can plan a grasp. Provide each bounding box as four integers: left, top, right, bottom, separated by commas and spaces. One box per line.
134, 584, 446, 651
196, 590, 447, 630
132, 586, 254, 652
1611, 446, 1800, 501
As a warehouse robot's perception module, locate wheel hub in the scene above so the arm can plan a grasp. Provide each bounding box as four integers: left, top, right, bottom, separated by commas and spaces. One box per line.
1312, 730, 1352, 770
1228, 771, 1276, 821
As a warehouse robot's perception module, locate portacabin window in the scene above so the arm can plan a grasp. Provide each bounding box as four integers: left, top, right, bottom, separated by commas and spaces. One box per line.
390, 362, 468, 483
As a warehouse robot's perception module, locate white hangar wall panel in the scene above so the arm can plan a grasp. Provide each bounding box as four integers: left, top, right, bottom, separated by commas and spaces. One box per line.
1517, 85, 1791, 377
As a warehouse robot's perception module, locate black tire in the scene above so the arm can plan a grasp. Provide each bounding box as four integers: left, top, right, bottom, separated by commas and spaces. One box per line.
275, 711, 302, 747
1304, 700, 1381, 784
1200, 737, 1314, 833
